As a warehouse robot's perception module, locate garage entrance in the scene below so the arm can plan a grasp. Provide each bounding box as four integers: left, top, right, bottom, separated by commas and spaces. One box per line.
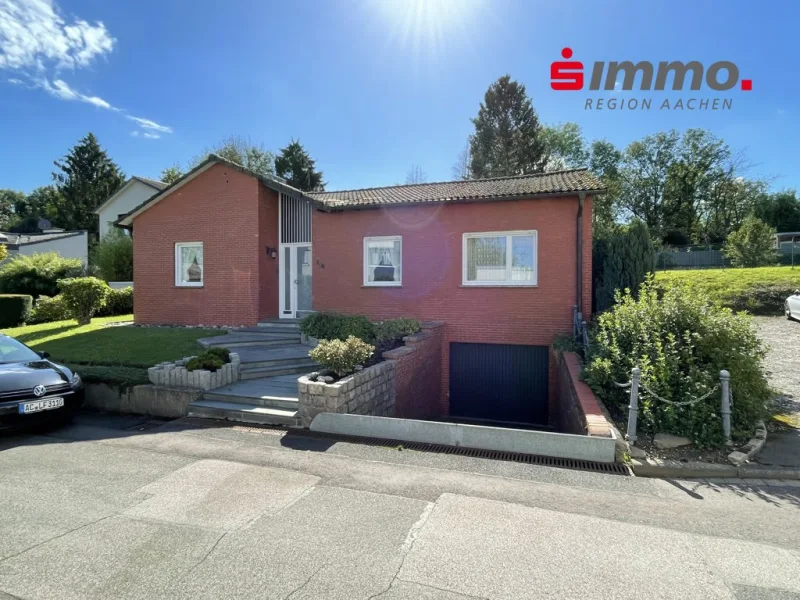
449, 343, 549, 426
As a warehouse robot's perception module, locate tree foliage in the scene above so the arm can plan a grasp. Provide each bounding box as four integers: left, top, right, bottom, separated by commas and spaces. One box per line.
723, 215, 777, 267
0, 244, 7, 262
0, 189, 25, 229
541, 122, 589, 171
91, 229, 133, 281
469, 75, 548, 178
191, 135, 276, 178
451, 142, 472, 181
405, 165, 427, 184
0, 252, 83, 297
593, 219, 655, 313
753, 190, 800, 233
160, 164, 183, 185
275, 140, 325, 191
52, 133, 125, 240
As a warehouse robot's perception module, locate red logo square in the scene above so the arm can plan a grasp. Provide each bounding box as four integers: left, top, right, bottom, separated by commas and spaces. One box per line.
741, 79, 752, 91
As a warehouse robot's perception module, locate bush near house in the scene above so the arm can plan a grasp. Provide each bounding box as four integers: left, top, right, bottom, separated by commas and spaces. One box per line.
723, 215, 778, 268
91, 230, 133, 282
0, 252, 83, 298
583, 278, 770, 447
300, 312, 375, 342
29, 294, 70, 323
186, 347, 231, 372
96, 287, 133, 317
57, 277, 110, 325
655, 266, 800, 315
0, 294, 33, 327
593, 219, 655, 313
309, 336, 375, 378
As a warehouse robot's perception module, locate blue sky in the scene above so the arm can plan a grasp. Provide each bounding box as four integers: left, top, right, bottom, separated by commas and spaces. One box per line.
0, 0, 798, 194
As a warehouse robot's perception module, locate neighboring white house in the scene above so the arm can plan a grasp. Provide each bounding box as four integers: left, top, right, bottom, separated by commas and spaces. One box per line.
95, 176, 165, 240
0, 230, 88, 265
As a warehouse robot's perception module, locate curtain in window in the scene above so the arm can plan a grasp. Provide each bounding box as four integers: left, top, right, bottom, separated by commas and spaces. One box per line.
180, 245, 203, 283
467, 236, 506, 281
367, 240, 401, 282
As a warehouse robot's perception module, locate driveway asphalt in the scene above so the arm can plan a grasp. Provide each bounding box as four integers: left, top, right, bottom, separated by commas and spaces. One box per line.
1, 412, 799, 599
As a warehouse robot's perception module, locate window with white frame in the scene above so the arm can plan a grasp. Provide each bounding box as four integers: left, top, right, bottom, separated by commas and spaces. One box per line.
175, 242, 204, 287
364, 236, 402, 286
462, 231, 537, 286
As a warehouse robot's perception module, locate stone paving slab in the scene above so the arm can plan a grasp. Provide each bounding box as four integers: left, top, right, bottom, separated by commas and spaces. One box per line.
123, 459, 319, 531
233, 344, 313, 364
399, 494, 800, 599
208, 376, 300, 399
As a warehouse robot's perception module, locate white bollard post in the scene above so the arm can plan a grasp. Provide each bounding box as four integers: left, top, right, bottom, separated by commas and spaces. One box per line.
626, 367, 641, 444
720, 370, 732, 445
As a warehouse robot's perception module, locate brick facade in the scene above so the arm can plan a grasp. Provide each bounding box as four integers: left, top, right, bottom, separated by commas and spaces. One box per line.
132, 163, 279, 326
312, 196, 593, 418
384, 322, 444, 420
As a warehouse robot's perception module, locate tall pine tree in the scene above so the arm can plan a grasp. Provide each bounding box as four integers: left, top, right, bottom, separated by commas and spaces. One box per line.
53, 133, 125, 240
275, 140, 325, 191
469, 75, 548, 178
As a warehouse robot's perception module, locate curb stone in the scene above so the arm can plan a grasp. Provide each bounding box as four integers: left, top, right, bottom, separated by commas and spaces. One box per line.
631, 457, 800, 480
728, 420, 767, 466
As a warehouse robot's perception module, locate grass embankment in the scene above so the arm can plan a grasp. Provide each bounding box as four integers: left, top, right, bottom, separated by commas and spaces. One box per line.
655, 266, 800, 315
2, 315, 225, 387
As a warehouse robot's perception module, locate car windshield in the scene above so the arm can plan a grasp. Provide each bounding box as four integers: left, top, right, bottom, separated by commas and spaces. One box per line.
0, 336, 42, 363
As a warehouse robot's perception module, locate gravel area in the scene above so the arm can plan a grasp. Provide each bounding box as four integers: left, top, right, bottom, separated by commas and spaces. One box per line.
752, 316, 800, 427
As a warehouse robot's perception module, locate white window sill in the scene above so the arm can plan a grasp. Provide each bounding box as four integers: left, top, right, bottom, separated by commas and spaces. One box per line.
460, 283, 538, 288
176, 283, 204, 288
362, 283, 402, 288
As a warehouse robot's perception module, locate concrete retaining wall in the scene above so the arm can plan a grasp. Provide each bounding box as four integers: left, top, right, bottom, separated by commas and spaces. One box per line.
310, 413, 618, 463
297, 361, 396, 427
84, 383, 199, 418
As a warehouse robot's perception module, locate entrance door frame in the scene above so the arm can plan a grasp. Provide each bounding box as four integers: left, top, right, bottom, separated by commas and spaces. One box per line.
279, 242, 312, 319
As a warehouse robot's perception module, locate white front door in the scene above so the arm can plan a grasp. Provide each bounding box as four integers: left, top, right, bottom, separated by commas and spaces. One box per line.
279, 244, 312, 319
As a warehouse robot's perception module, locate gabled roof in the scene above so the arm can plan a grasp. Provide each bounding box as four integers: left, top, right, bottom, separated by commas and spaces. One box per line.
309, 169, 604, 210
94, 176, 166, 215
0, 230, 85, 248
115, 154, 318, 227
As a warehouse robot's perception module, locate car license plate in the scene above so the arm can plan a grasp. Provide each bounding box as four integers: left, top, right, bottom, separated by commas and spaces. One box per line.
19, 397, 64, 414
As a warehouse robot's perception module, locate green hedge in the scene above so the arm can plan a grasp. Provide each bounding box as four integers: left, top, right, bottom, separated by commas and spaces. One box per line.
0, 294, 33, 327
29, 295, 70, 324
96, 287, 133, 317
300, 312, 376, 342
0, 252, 83, 298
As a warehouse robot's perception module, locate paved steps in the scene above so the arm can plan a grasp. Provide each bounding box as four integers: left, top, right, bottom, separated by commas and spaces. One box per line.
188, 320, 314, 426
187, 399, 299, 426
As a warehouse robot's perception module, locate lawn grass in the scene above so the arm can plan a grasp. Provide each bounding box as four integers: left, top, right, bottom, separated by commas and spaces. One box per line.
1, 315, 225, 372
655, 266, 800, 314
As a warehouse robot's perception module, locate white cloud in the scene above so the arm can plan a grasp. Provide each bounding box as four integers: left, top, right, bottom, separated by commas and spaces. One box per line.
0, 0, 115, 71
130, 130, 139, 137
126, 115, 172, 134
1, 0, 171, 136
142, 132, 160, 139
38, 77, 114, 109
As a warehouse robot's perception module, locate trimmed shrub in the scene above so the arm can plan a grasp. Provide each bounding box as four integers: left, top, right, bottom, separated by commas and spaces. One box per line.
723, 215, 778, 267
57, 277, 110, 325
0, 252, 83, 298
300, 312, 375, 342
0, 244, 7, 263
96, 287, 133, 317
0, 294, 33, 327
309, 336, 375, 377
186, 348, 231, 372
583, 277, 770, 447
91, 229, 133, 281
29, 294, 70, 323
593, 219, 655, 313
374, 318, 421, 344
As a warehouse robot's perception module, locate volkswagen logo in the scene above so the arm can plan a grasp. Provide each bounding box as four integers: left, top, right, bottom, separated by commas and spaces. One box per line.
33, 385, 47, 397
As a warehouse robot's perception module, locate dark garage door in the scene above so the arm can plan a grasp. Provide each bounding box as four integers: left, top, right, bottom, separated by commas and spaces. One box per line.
449, 343, 549, 426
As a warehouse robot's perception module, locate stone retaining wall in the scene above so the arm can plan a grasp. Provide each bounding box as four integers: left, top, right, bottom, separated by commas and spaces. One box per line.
297, 361, 396, 427
147, 352, 240, 390
385, 322, 444, 420
84, 383, 199, 418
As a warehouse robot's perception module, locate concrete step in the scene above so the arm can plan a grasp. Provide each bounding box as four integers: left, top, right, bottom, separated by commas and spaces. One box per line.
255, 321, 302, 333
200, 333, 300, 349
239, 360, 317, 380
187, 399, 298, 426
234, 345, 314, 369
200, 390, 299, 411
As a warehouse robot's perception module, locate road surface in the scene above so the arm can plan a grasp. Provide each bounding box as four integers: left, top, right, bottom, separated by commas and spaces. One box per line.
1, 412, 799, 599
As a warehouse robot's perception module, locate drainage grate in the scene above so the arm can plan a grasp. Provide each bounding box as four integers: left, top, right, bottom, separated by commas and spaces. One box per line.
229, 423, 631, 476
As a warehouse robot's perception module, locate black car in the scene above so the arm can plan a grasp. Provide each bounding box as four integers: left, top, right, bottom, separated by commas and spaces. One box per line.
0, 333, 84, 432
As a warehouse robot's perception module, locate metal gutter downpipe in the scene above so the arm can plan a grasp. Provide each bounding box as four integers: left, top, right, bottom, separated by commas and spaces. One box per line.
576, 192, 586, 317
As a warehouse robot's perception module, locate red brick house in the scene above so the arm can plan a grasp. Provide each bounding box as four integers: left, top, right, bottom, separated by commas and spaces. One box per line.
118, 155, 602, 426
